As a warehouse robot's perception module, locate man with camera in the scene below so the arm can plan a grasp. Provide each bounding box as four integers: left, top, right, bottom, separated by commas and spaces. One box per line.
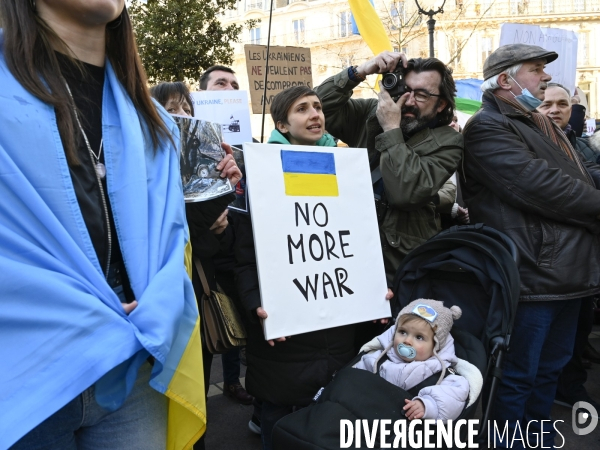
315, 51, 463, 285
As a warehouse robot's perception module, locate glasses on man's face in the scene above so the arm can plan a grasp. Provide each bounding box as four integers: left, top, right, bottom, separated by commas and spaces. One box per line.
405, 86, 441, 103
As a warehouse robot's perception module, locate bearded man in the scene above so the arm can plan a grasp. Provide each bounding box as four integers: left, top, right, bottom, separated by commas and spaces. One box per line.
315, 52, 463, 285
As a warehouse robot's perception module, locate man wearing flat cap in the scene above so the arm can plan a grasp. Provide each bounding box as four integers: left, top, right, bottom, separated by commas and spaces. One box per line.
461, 44, 600, 447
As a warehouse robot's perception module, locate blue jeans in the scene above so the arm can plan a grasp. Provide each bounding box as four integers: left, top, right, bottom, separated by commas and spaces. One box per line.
12, 362, 167, 450
489, 299, 581, 449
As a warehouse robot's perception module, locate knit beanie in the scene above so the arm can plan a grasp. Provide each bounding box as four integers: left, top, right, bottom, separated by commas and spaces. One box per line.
373, 299, 462, 385
397, 299, 462, 352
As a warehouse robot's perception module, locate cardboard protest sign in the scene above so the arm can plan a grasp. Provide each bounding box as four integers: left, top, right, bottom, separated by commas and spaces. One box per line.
499, 24, 578, 94
244, 45, 313, 114
190, 90, 253, 147
244, 143, 390, 340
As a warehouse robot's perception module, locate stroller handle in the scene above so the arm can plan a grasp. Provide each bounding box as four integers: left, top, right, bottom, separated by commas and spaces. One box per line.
441, 223, 520, 266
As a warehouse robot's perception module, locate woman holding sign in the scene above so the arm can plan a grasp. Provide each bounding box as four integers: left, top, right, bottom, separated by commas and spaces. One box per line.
235, 86, 389, 450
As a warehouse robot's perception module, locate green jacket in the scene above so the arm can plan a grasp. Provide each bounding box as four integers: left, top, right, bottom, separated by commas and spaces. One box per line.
315, 69, 464, 284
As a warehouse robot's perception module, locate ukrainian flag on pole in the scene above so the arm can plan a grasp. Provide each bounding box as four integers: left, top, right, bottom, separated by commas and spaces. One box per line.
348, 0, 393, 55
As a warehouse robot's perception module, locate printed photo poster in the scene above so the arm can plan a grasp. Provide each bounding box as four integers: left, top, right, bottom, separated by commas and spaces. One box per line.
174, 115, 234, 202
190, 90, 253, 147
229, 146, 249, 214
244, 143, 390, 340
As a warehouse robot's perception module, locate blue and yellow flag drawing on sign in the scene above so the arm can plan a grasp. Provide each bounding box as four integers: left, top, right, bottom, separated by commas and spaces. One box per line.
281, 150, 339, 197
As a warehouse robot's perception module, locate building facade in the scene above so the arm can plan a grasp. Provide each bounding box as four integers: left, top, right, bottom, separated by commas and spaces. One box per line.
219, 0, 600, 137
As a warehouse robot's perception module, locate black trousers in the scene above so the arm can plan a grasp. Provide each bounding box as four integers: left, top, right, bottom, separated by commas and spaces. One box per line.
556, 297, 594, 399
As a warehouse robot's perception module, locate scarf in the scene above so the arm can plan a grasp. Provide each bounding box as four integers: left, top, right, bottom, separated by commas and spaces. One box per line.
0, 44, 205, 448
495, 94, 592, 183
267, 128, 337, 147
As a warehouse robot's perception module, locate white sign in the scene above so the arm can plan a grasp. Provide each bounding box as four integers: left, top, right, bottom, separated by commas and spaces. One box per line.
586, 118, 597, 135
244, 143, 390, 340
499, 24, 578, 94
190, 90, 253, 147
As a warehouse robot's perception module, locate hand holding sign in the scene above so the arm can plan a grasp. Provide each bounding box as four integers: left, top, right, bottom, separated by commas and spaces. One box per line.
218, 143, 242, 186
256, 307, 290, 346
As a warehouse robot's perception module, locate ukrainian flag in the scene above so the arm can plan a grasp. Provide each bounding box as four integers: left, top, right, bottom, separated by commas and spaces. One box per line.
281, 150, 339, 197
348, 0, 393, 56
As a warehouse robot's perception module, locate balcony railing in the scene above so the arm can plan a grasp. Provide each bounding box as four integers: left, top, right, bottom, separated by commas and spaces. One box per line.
246, 2, 263, 11
465, 0, 600, 18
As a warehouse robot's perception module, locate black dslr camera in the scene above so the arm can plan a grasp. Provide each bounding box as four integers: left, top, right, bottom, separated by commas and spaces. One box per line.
381, 64, 406, 99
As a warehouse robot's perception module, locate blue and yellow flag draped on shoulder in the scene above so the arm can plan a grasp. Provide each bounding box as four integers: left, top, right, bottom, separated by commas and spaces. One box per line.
0, 32, 205, 449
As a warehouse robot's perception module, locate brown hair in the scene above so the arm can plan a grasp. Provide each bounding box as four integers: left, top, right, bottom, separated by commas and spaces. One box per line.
270, 85, 320, 130
199, 65, 236, 90
0, 3, 171, 164
406, 57, 456, 126
150, 82, 195, 116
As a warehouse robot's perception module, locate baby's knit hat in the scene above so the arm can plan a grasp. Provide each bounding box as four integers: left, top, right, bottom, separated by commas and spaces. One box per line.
397, 299, 462, 352
372, 299, 462, 384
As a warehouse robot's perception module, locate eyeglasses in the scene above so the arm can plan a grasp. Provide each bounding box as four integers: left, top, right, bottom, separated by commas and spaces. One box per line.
405, 86, 441, 103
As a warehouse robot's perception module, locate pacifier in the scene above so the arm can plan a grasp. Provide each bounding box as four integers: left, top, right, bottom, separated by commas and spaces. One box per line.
396, 343, 416, 360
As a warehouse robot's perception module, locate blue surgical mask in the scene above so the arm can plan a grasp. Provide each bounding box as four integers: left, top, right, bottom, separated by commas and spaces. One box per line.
509, 75, 542, 110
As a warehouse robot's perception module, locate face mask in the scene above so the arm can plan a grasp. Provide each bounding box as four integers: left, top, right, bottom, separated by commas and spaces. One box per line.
509, 75, 542, 110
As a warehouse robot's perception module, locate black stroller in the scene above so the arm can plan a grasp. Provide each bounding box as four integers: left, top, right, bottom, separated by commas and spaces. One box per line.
272, 224, 520, 449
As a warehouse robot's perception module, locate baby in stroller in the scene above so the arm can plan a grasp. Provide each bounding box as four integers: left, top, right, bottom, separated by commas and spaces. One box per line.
354, 299, 469, 421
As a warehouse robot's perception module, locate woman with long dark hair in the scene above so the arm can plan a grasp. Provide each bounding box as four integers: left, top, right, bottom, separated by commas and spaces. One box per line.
0, 2, 209, 448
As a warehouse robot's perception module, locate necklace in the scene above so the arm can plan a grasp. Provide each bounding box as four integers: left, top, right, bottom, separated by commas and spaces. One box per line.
63, 82, 106, 179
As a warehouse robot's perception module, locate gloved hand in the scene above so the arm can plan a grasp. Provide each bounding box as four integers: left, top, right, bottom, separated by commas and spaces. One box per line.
359, 337, 383, 354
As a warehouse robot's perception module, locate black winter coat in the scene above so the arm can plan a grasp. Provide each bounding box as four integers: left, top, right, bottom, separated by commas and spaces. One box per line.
461, 93, 600, 301
234, 213, 356, 406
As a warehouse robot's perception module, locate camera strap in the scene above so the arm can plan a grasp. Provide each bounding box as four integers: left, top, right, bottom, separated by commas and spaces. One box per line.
372, 166, 384, 200
372, 166, 389, 225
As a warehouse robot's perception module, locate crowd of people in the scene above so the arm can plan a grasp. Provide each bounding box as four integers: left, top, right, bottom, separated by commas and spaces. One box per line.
2, 1, 600, 450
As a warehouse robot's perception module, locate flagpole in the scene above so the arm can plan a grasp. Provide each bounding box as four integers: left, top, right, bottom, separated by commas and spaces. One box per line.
260, 0, 275, 143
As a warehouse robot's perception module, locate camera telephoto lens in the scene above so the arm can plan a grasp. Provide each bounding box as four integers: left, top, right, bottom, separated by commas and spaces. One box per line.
382, 73, 398, 89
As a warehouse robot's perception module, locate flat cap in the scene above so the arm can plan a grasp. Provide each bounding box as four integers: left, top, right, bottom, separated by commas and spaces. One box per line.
483, 44, 558, 80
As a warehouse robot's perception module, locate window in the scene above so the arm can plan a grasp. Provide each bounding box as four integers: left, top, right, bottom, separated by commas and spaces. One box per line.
578, 32, 589, 66
542, 0, 553, 13
246, 1, 263, 11
390, 1, 404, 30
481, 37, 492, 66
339, 11, 352, 38
451, 38, 462, 65
293, 19, 305, 44
574, 0, 585, 12
482, 0, 493, 9
509, 0, 525, 15
250, 27, 261, 45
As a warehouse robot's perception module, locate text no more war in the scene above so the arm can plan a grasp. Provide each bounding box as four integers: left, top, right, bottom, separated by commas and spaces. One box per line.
288, 203, 355, 301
